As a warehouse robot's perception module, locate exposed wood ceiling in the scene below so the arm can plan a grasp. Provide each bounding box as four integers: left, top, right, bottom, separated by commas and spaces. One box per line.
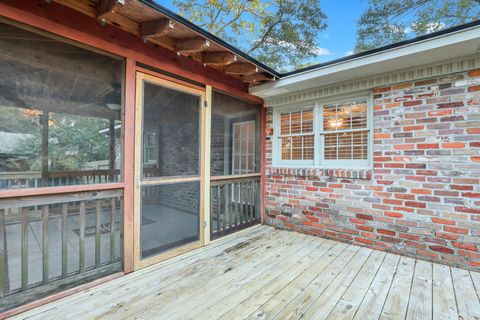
52, 0, 277, 86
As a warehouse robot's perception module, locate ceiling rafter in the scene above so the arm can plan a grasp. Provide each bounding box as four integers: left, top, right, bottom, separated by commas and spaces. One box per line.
141, 18, 175, 39
175, 37, 211, 54
96, 0, 125, 21
201, 52, 237, 65
225, 63, 258, 76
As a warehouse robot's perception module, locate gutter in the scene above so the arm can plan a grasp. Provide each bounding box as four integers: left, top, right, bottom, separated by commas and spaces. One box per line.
139, 1, 480, 81
281, 19, 480, 77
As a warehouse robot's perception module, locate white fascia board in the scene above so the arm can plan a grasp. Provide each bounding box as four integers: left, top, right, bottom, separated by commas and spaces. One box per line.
250, 25, 480, 98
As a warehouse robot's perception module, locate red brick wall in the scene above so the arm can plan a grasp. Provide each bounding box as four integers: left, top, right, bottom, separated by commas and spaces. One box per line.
264, 69, 480, 270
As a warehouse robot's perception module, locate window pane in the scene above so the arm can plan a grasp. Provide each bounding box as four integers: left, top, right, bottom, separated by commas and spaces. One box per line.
323, 101, 367, 131
278, 107, 314, 162
142, 82, 200, 178
282, 135, 314, 161
324, 131, 368, 160
280, 113, 290, 135
351, 103, 368, 129
281, 137, 291, 160
302, 109, 314, 133
290, 111, 302, 134
0, 23, 123, 189
211, 91, 260, 176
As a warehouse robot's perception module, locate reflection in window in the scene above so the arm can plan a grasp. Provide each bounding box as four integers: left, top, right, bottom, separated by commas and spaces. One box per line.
0, 23, 123, 189
210, 91, 260, 176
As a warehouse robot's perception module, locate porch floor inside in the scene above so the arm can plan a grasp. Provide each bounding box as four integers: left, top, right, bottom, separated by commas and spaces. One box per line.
10, 225, 480, 320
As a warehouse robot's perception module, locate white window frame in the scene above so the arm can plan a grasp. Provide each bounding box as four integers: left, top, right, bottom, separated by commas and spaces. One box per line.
232, 120, 256, 175
272, 92, 373, 169
274, 104, 316, 167
143, 130, 158, 165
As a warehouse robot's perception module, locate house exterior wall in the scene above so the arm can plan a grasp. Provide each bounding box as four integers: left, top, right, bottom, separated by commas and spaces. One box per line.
264, 68, 480, 270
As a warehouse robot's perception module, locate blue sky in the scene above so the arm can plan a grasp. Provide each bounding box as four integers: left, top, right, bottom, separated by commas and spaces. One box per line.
155, 0, 368, 64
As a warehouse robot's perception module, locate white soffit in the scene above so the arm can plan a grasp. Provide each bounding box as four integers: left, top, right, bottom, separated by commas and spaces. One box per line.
250, 24, 480, 99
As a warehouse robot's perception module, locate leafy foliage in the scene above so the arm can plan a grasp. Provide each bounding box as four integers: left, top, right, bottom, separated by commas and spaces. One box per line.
11, 110, 112, 171
173, 0, 327, 71
355, 0, 480, 52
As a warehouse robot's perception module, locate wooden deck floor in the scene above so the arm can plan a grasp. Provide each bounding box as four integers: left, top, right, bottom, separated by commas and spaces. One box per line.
10, 225, 480, 320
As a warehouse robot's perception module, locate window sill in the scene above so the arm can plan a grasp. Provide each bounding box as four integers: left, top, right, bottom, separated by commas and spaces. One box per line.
268, 167, 372, 180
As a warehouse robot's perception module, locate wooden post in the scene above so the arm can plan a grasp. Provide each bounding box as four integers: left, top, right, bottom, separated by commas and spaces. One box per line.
203, 85, 212, 245
260, 106, 266, 223
123, 58, 135, 274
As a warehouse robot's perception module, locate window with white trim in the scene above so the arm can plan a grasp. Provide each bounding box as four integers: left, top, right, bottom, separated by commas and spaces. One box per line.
232, 120, 256, 175
278, 107, 314, 165
273, 97, 372, 168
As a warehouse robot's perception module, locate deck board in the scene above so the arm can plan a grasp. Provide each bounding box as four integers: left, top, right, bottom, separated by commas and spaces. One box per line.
9, 226, 480, 320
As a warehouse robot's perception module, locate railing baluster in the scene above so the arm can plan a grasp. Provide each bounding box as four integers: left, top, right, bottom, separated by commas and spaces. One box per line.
237, 183, 241, 225
247, 182, 251, 222
231, 183, 235, 227
242, 183, 246, 223
216, 186, 221, 233
95, 200, 101, 268
0, 209, 5, 297
21, 207, 28, 290
110, 198, 116, 262
255, 181, 260, 219
79, 201, 85, 273
42, 205, 49, 284
251, 181, 256, 221
61, 203, 68, 277
210, 177, 260, 238
231, 183, 235, 226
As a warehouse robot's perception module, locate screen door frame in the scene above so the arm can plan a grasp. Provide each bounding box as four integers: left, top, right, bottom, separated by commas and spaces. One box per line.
133, 71, 208, 270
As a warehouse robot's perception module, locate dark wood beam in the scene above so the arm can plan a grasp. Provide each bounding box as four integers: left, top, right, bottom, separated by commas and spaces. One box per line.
96, 0, 125, 20
140, 18, 174, 38
201, 52, 237, 65
241, 73, 275, 82
175, 37, 210, 54
225, 63, 259, 76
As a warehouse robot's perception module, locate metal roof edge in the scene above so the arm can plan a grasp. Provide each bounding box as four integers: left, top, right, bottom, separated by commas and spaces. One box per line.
138, 2, 480, 80
280, 19, 480, 77
139, 0, 281, 78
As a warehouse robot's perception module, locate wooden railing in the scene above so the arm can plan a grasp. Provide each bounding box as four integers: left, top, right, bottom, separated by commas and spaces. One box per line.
0, 170, 121, 189
210, 174, 261, 240
0, 190, 123, 311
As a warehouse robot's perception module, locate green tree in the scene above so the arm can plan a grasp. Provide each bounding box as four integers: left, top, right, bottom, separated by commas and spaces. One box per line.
173, 0, 327, 71
12, 111, 111, 171
355, 0, 480, 52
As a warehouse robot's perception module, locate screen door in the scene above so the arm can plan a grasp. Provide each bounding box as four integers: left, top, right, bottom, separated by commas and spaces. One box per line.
134, 72, 206, 269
